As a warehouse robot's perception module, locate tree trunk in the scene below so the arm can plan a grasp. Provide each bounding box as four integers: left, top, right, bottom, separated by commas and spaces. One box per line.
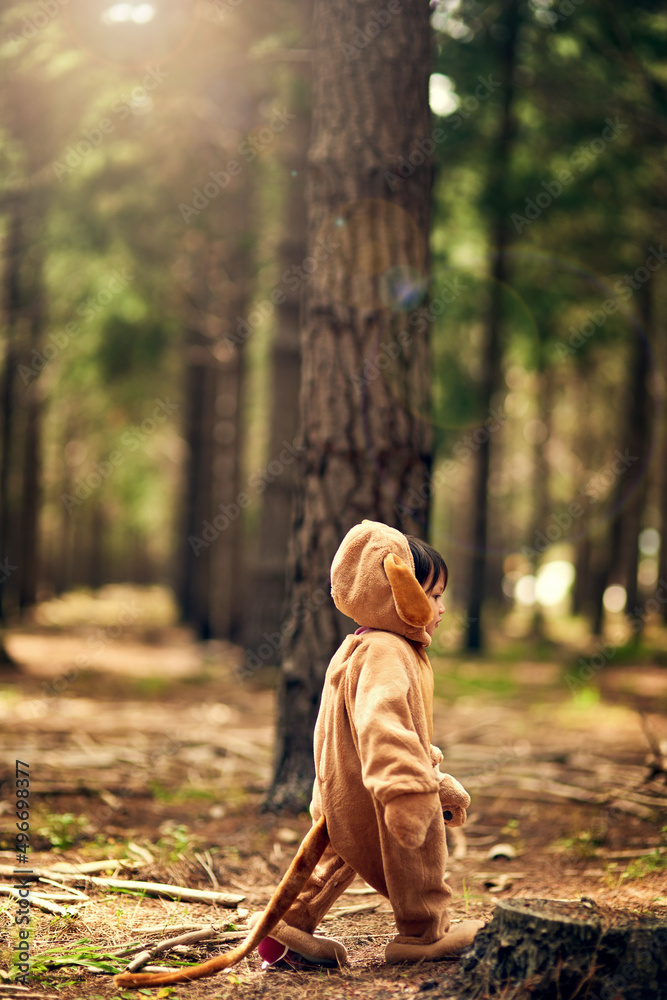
592, 287, 652, 635
176, 170, 252, 641
265, 0, 434, 812
178, 331, 214, 637
18, 228, 45, 610
242, 25, 311, 664
465, 0, 520, 651
0, 198, 23, 629
456, 898, 667, 1000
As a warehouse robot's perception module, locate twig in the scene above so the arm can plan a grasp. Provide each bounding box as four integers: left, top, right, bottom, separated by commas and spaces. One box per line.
194, 850, 219, 890
36, 878, 88, 899
125, 924, 223, 973
0, 989, 60, 999
322, 901, 381, 920
0, 887, 81, 916
83, 875, 244, 905
127, 843, 155, 866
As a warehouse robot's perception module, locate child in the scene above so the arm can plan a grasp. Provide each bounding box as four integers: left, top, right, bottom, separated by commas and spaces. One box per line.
256, 520, 484, 968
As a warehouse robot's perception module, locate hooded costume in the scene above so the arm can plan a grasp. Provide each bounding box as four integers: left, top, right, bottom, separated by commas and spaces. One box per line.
264, 521, 481, 965
113, 523, 482, 988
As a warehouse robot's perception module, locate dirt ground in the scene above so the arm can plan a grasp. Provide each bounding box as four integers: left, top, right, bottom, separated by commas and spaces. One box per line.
1, 588, 667, 1000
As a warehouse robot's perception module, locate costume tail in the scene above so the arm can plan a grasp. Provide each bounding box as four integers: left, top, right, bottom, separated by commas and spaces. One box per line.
113, 816, 330, 989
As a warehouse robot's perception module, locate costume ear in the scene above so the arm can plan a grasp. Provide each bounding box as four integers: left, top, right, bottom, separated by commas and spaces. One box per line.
384, 552, 432, 626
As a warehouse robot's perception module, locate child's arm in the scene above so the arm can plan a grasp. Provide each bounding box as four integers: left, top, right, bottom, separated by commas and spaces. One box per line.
348, 639, 440, 847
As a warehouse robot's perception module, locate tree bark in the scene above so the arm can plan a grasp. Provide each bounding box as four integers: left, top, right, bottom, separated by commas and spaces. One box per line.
456, 898, 667, 1000
265, 0, 434, 812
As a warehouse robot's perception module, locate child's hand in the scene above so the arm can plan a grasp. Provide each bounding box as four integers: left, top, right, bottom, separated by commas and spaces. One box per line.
437, 773, 470, 828
384, 791, 440, 849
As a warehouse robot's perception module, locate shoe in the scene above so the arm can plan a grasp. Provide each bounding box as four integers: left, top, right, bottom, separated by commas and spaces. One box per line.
249, 913, 347, 969
384, 919, 485, 964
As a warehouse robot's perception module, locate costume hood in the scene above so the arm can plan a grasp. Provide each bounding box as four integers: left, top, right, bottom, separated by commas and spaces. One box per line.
331, 520, 433, 646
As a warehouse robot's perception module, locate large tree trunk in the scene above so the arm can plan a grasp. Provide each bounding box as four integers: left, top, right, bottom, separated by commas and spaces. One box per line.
465, 0, 520, 651
265, 0, 434, 812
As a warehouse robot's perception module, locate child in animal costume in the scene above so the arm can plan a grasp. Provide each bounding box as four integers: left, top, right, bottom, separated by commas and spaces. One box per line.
114, 521, 483, 989
256, 520, 484, 968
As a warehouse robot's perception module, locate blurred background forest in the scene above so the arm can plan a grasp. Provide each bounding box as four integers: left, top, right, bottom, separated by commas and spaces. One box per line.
1, 0, 666, 673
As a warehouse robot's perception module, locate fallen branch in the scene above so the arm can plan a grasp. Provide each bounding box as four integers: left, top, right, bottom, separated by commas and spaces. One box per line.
0, 887, 82, 916
83, 876, 244, 905
322, 901, 381, 920
125, 924, 223, 973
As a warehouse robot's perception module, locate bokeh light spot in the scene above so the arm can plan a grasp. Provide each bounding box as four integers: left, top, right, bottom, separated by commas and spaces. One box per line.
639, 527, 660, 556
603, 585, 627, 614
535, 560, 575, 606
515, 575, 536, 606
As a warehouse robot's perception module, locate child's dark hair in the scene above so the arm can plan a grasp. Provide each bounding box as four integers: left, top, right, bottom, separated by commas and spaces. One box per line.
406, 535, 448, 591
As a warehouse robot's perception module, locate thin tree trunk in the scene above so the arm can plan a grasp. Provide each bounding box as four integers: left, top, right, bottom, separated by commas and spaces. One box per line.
593, 294, 652, 635
243, 47, 311, 660
178, 332, 212, 636
0, 199, 22, 630
466, 0, 520, 651
177, 170, 252, 641
265, 0, 434, 812
18, 233, 45, 610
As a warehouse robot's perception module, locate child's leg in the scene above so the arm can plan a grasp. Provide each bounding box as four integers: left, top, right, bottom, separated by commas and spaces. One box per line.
251, 844, 355, 968
280, 842, 357, 933
378, 818, 452, 943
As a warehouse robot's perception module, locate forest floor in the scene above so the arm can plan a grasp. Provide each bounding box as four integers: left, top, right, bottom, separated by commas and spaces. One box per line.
1, 586, 667, 1000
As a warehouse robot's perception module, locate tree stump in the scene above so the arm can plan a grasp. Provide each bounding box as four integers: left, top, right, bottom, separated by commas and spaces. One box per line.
456, 898, 667, 1000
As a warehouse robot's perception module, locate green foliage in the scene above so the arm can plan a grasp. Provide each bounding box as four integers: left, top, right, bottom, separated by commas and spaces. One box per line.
37, 813, 89, 851
10, 938, 127, 979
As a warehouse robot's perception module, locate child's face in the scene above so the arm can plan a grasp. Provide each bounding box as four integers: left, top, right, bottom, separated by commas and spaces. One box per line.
424, 569, 446, 638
